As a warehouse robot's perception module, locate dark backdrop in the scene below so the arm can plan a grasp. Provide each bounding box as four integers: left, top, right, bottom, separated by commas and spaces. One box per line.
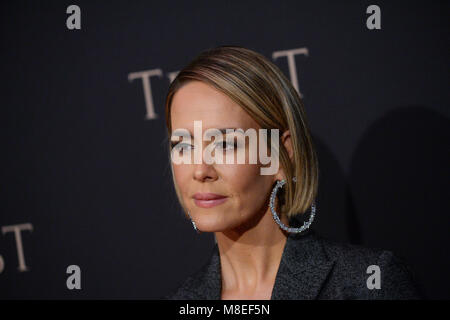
0, 0, 448, 299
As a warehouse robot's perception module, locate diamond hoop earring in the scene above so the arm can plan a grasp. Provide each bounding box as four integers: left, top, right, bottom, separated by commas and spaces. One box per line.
269, 177, 316, 233
186, 211, 200, 234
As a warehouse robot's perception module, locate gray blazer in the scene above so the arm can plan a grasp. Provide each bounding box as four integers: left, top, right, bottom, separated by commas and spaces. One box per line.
167, 229, 422, 299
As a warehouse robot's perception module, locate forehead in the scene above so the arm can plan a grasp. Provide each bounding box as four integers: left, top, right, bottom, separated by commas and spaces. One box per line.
170, 81, 259, 132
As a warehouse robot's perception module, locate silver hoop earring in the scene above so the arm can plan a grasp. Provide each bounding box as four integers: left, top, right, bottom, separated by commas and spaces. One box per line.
186, 211, 200, 234
269, 177, 316, 233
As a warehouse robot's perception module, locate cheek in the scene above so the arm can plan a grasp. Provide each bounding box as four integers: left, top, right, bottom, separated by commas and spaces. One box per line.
220, 164, 271, 206
172, 165, 191, 194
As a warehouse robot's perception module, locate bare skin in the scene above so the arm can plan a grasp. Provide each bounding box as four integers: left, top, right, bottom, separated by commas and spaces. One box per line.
170, 81, 294, 300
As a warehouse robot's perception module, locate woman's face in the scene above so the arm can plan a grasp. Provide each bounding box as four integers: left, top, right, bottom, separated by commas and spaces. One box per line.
170, 81, 283, 233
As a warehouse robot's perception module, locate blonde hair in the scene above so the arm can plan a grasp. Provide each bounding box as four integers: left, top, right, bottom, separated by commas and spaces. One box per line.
164, 45, 319, 219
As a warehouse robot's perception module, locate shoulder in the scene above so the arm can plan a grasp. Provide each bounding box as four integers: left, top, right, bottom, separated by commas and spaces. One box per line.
163, 264, 209, 300
316, 234, 423, 299
319, 235, 385, 269
164, 245, 221, 300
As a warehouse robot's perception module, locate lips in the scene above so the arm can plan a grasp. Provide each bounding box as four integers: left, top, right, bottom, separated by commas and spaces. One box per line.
193, 193, 228, 208
193, 193, 227, 200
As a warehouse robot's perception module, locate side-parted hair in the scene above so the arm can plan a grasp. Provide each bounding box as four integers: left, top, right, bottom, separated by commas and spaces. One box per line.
164, 45, 319, 219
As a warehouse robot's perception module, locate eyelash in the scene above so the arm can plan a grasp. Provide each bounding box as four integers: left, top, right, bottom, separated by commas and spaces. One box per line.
171, 141, 238, 151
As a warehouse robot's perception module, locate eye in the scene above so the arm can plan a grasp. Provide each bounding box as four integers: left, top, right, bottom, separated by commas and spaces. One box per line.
173, 143, 193, 152
215, 140, 237, 151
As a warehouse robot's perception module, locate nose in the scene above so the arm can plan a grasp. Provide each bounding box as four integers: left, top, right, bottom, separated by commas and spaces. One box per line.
193, 161, 218, 182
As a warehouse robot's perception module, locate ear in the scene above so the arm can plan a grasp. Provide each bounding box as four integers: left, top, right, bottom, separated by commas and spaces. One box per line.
274, 130, 294, 182
281, 130, 294, 161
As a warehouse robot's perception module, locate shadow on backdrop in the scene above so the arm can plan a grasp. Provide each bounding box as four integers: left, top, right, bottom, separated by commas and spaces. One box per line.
349, 106, 450, 299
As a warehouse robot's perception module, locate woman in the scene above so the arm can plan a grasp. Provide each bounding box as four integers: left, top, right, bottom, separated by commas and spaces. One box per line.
164, 46, 421, 300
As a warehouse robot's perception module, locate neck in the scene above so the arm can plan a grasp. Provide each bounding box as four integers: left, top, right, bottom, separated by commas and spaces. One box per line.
215, 206, 289, 297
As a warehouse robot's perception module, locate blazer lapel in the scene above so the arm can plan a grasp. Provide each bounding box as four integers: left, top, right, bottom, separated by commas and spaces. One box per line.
190, 244, 222, 300
270, 230, 335, 300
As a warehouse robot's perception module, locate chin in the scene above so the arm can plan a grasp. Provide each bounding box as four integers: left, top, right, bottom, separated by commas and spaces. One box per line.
194, 214, 230, 233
